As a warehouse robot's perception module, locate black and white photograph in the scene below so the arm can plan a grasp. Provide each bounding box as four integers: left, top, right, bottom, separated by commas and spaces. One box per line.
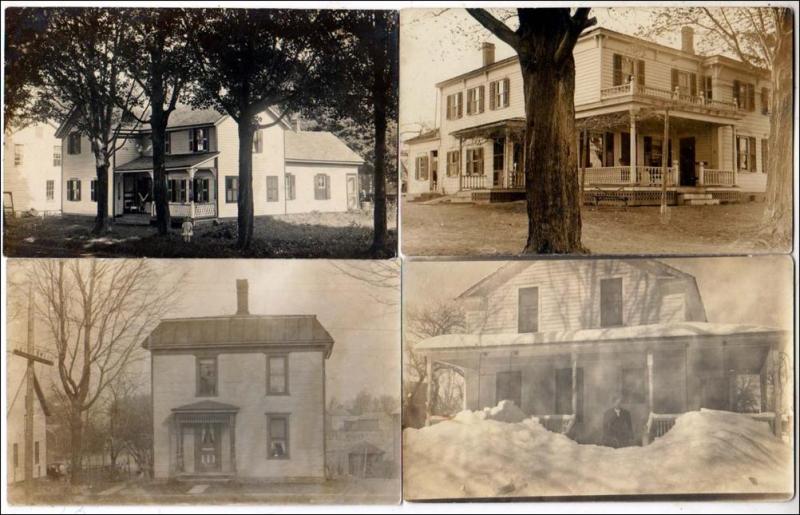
3, 7, 398, 258
5, 259, 400, 504
403, 257, 794, 499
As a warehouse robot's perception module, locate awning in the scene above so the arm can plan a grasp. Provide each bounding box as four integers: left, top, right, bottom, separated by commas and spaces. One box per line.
114, 152, 219, 173
172, 400, 240, 413
450, 118, 525, 140
172, 400, 239, 424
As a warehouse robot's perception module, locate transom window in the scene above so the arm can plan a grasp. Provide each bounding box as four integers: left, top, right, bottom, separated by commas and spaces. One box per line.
266, 414, 289, 459
196, 356, 218, 397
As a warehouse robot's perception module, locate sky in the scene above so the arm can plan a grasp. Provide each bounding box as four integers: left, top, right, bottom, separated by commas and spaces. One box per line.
5, 259, 400, 405
399, 7, 684, 140
404, 256, 795, 330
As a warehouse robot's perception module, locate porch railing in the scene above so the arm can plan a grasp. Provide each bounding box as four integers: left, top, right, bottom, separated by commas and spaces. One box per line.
536, 414, 576, 435
600, 81, 739, 111
151, 202, 217, 219
460, 174, 487, 190
169, 203, 192, 218
584, 166, 676, 186
701, 168, 735, 187
508, 171, 525, 189
194, 203, 217, 218
644, 411, 779, 445
637, 166, 676, 186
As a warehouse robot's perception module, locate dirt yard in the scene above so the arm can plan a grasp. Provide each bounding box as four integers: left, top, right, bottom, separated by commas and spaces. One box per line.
401, 200, 788, 256
3, 209, 397, 258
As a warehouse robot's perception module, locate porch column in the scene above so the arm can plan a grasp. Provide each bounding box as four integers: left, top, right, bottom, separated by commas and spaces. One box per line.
425, 357, 434, 426
646, 350, 654, 413
174, 418, 183, 473
629, 112, 638, 184
698, 161, 705, 186
188, 167, 196, 219
672, 159, 680, 186
504, 128, 511, 189
230, 413, 237, 474
730, 125, 738, 186
771, 344, 783, 437
458, 137, 464, 191
571, 352, 578, 416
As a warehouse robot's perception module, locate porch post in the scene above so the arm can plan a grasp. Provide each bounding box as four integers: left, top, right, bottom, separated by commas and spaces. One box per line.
629, 111, 638, 184
571, 352, 578, 417
425, 357, 434, 426
174, 418, 183, 474
458, 137, 464, 191
230, 414, 237, 475
646, 350, 654, 413
698, 161, 705, 186
504, 128, 511, 189
188, 167, 196, 220
731, 125, 738, 186
771, 343, 783, 437
672, 159, 680, 186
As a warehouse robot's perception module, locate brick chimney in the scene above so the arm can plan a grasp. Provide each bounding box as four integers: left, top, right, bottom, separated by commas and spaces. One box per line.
236, 279, 249, 315
681, 26, 695, 55
481, 42, 495, 67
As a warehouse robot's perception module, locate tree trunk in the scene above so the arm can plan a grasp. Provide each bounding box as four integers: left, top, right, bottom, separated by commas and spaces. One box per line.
92, 161, 110, 235
518, 35, 584, 253
369, 15, 389, 257
763, 9, 792, 245
237, 118, 255, 249
151, 90, 171, 235
69, 405, 83, 484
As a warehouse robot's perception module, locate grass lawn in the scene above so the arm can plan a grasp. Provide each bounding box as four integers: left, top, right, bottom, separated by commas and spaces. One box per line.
401, 199, 789, 256
3, 209, 397, 258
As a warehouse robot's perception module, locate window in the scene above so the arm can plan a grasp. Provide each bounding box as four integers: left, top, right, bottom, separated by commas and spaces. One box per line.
46, 180, 54, 201
733, 80, 755, 111
613, 54, 645, 86
737, 136, 756, 172
53, 145, 62, 166
644, 136, 666, 167
493, 138, 505, 171
761, 138, 768, 175
190, 127, 209, 152
285, 173, 296, 200
90, 180, 97, 202
489, 78, 510, 109
225, 176, 239, 203
465, 147, 484, 176
66, 179, 81, 201
446, 150, 460, 177
193, 177, 210, 203
67, 132, 81, 155
495, 370, 522, 408
14, 144, 23, 165
761, 87, 770, 115
620, 132, 631, 166
168, 179, 188, 202
555, 368, 584, 418
466, 85, 485, 115
266, 414, 289, 459
196, 356, 218, 396
517, 287, 539, 333
415, 155, 429, 181
600, 277, 623, 327
446, 92, 463, 120
165, 132, 171, 155
621, 367, 646, 404
314, 174, 330, 200
266, 175, 279, 202
252, 130, 263, 153
702, 76, 713, 100
34, 441, 40, 465
267, 355, 288, 394
671, 69, 696, 96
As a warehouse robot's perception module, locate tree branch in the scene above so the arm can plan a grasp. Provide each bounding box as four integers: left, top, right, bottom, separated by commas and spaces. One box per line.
465, 8, 519, 50
555, 8, 597, 65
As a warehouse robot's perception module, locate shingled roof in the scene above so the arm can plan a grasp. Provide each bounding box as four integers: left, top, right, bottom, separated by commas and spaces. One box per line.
114, 152, 219, 172
284, 131, 364, 164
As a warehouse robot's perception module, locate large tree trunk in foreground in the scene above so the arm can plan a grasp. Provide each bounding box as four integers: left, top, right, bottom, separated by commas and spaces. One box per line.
763, 9, 792, 245
92, 161, 110, 235
151, 84, 171, 235
519, 33, 583, 253
69, 406, 83, 484
369, 14, 389, 257
237, 118, 255, 249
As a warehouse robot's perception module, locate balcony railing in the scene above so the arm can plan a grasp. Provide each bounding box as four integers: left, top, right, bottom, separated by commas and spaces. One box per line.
600, 80, 739, 112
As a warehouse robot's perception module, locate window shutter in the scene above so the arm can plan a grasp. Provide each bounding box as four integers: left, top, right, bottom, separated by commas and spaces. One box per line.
613, 54, 622, 86
636, 60, 645, 86
690, 73, 697, 96
749, 136, 756, 172
503, 78, 510, 106
735, 137, 741, 169
761, 138, 768, 174
761, 87, 769, 114
489, 82, 496, 110
466, 89, 473, 115
189, 129, 195, 152
76, 180, 81, 201
325, 175, 330, 199
457, 92, 463, 118
478, 85, 485, 113
747, 84, 755, 112
671, 69, 679, 91
732, 80, 741, 107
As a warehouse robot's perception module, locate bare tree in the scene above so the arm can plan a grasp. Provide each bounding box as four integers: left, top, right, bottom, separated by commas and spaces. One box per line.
329, 260, 400, 306
639, 7, 793, 244
24, 259, 179, 483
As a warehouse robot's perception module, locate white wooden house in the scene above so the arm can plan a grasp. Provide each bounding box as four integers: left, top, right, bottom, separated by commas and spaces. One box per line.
405, 27, 772, 205
143, 279, 334, 481
57, 107, 363, 223
6, 352, 49, 484
3, 122, 62, 216
415, 260, 787, 445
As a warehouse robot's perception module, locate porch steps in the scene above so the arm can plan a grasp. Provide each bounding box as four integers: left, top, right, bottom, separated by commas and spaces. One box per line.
678, 192, 720, 206
449, 191, 476, 204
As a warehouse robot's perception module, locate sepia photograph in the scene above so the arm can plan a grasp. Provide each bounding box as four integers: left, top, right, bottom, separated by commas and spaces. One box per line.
400, 6, 793, 256
3, 7, 398, 258
403, 257, 794, 500
5, 258, 400, 505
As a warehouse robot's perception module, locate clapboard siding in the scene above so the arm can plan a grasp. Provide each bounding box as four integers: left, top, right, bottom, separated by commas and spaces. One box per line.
406, 139, 442, 194
574, 38, 601, 105
465, 261, 691, 334
3, 123, 62, 214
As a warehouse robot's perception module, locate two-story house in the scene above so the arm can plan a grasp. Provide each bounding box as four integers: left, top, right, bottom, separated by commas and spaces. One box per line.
406, 26, 772, 205
414, 260, 786, 446
3, 122, 62, 216
143, 279, 334, 481
56, 106, 364, 223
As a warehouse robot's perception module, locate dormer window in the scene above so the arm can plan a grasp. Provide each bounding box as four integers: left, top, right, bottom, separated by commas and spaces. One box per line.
518, 287, 539, 333
600, 278, 623, 327
190, 127, 209, 152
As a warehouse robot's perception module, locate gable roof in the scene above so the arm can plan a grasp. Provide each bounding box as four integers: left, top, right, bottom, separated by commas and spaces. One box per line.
114, 152, 219, 173
284, 131, 364, 165
143, 314, 335, 357
405, 128, 440, 145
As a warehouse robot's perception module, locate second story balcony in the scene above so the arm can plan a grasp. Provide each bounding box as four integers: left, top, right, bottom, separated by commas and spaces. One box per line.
599, 78, 744, 120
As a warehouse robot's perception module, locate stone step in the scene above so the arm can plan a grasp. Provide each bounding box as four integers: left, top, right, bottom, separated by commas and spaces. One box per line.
684, 199, 721, 206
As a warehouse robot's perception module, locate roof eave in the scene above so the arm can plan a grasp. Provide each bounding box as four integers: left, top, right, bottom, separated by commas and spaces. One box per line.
285, 158, 364, 166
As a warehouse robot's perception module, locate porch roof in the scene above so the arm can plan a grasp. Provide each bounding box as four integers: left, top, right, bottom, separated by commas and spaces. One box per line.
172, 400, 240, 413
114, 151, 219, 173
450, 118, 525, 140
416, 322, 784, 353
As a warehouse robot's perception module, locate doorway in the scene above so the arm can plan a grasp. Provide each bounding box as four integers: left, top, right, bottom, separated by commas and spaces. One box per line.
346, 174, 359, 210
555, 367, 584, 420
679, 137, 696, 186
495, 370, 522, 409
195, 423, 222, 473
122, 173, 153, 214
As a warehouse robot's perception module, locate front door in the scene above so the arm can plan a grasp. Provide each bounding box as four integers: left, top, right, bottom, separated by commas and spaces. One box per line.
346, 174, 358, 210
679, 137, 696, 186
195, 423, 221, 473
555, 367, 584, 420
495, 370, 522, 409
122, 173, 153, 214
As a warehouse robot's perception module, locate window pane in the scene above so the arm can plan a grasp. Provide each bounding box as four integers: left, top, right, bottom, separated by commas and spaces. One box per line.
518, 287, 538, 333
198, 358, 217, 395
600, 278, 623, 327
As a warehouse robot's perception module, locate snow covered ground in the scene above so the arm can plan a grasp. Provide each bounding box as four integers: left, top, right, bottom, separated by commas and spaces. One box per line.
403, 402, 793, 499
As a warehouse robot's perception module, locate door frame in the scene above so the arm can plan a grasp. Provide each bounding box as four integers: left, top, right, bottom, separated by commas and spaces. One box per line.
194, 422, 222, 473
345, 173, 359, 210
679, 137, 697, 187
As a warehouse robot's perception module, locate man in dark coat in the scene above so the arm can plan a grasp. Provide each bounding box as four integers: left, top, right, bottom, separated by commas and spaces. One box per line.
602, 395, 634, 448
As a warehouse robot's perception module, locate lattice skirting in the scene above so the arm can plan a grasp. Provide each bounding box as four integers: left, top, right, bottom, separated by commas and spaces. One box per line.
582, 190, 677, 206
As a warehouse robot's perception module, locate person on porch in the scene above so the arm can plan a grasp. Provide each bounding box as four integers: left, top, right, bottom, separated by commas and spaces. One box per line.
602, 395, 633, 448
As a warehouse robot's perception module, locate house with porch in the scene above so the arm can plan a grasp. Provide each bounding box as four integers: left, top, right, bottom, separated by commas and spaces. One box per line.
143, 279, 334, 481
405, 26, 772, 205
415, 260, 787, 446
3, 121, 62, 216
57, 106, 364, 223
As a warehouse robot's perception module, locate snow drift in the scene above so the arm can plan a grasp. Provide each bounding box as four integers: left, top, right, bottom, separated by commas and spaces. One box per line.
404, 405, 792, 499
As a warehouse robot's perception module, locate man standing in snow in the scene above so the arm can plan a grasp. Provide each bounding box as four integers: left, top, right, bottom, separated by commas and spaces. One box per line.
602, 395, 633, 448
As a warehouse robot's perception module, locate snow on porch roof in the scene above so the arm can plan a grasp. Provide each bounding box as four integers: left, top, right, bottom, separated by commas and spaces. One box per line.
114, 152, 219, 173
415, 322, 785, 353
